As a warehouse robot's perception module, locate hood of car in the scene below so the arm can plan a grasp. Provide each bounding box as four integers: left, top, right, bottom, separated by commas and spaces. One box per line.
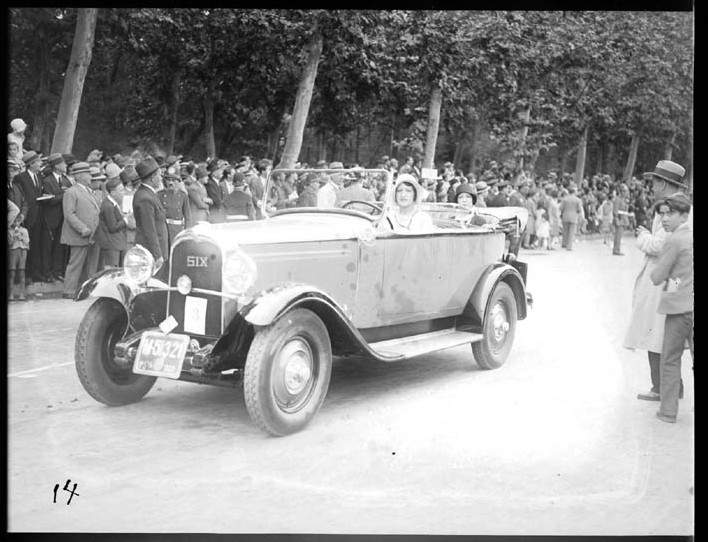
188, 212, 376, 249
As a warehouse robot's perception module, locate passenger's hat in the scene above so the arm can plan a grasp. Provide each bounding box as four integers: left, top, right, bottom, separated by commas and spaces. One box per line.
89, 166, 106, 181
475, 181, 489, 195
394, 173, 424, 202
70, 161, 91, 175
22, 150, 42, 166
135, 157, 161, 180
455, 182, 478, 204
644, 160, 686, 187
120, 165, 140, 185
11, 118, 27, 132
46, 152, 65, 167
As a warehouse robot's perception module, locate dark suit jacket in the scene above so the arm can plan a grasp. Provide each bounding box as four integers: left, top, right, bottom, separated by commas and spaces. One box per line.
133, 183, 168, 261
205, 177, 225, 223
8, 181, 28, 221
13, 170, 43, 229
94, 197, 127, 251
42, 173, 66, 230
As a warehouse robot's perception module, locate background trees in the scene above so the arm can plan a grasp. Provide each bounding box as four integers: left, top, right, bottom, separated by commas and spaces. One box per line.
8, 8, 693, 183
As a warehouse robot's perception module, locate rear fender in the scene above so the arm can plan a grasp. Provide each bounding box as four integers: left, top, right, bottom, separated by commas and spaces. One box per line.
462, 263, 527, 328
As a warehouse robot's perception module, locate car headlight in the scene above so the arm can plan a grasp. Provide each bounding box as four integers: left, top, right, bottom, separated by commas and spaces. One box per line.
223, 247, 257, 295
123, 245, 155, 285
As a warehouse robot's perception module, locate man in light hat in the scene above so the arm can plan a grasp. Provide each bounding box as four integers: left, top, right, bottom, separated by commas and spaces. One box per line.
13, 150, 50, 282
474, 181, 489, 208
650, 192, 693, 423
624, 160, 689, 403
60, 162, 101, 298
40, 153, 72, 281
133, 157, 169, 275
8, 118, 28, 155
158, 171, 191, 251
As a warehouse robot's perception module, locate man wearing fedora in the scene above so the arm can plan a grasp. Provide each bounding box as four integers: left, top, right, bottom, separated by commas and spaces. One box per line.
133, 157, 169, 277
60, 162, 101, 298
41, 153, 72, 282
13, 150, 49, 282
624, 160, 689, 402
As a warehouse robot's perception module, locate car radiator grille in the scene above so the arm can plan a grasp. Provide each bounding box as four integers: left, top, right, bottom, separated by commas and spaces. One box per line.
168, 238, 223, 338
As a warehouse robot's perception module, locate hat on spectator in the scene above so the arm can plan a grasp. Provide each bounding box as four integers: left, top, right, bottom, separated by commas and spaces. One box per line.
105, 163, 122, 180
71, 162, 91, 175
136, 157, 161, 180
90, 166, 106, 181
120, 165, 140, 185
329, 161, 344, 169
663, 191, 692, 211
46, 152, 65, 167
395, 173, 423, 203
8, 158, 21, 169
455, 182, 478, 204
86, 149, 102, 163
163, 171, 180, 183
304, 172, 321, 185
166, 154, 182, 167
232, 172, 245, 187
316, 159, 327, 168
11, 118, 28, 132
196, 164, 209, 179
644, 160, 686, 187
154, 155, 166, 167
22, 151, 42, 166
475, 181, 489, 195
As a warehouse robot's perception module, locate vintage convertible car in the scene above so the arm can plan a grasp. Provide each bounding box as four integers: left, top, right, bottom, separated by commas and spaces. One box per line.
74, 168, 531, 436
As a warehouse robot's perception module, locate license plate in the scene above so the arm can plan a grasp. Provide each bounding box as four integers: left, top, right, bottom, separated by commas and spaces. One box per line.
133, 331, 190, 379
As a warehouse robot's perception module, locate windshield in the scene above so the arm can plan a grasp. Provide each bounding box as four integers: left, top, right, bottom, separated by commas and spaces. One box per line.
261, 168, 393, 219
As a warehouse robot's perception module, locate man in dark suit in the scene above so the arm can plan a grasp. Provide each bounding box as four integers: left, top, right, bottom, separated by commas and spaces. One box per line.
133, 157, 169, 277
60, 162, 101, 298
13, 150, 48, 282
560, 184, 584, 250
205, 161, 225, 223
41, 153, 70, 281
8, 159, 27, 218
94, 177, 128, 268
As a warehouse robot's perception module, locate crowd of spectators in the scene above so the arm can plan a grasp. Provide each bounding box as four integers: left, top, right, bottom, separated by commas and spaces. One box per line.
7, 116, 662, 300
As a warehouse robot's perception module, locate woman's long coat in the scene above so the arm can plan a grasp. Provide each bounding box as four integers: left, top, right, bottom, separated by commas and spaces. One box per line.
623, 212, 668, 353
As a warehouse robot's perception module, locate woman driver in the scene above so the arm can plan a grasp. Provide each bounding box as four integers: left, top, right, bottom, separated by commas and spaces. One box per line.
379, 174, 434, 232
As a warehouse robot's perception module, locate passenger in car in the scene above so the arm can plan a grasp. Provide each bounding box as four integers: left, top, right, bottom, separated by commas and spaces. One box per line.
379, 173, 434, 233
454, 183, 498, 227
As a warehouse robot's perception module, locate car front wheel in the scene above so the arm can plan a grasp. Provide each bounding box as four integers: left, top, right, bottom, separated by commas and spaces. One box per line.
75, 298, 156, 405
472, 282, 517, 370
244, 308, 332, 436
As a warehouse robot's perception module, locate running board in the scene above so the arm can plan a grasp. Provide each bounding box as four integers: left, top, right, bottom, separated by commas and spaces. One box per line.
368, 329, 483, 361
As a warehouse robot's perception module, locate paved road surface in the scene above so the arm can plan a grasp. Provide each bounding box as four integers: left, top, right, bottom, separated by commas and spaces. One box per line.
7, 234, 693, 535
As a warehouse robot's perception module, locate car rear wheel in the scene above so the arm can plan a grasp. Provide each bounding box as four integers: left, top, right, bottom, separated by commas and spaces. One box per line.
244, 308, 332, 436
472, 282, 517, 370
75, 298, 156, 405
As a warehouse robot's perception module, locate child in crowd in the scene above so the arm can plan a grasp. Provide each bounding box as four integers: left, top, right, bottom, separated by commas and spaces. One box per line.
535, 207, 550, 249
8, 212, 30, 301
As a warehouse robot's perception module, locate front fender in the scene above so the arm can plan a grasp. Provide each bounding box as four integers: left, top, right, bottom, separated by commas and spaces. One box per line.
463, 263, 527, 327
76, 268, 133, 305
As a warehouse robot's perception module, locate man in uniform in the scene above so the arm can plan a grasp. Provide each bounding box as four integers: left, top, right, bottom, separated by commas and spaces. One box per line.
159, 171, 191, 252
133, 157, 169, 278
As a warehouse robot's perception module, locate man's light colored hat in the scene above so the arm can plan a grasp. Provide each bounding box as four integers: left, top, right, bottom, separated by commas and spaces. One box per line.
644, 160, 685, 187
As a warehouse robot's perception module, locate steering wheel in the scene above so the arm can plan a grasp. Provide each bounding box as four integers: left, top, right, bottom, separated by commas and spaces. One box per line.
341, 200, 383, 216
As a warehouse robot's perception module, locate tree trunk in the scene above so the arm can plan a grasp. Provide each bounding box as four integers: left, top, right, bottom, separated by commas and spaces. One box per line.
663, 131, 676, 160
204, 80, 216, 159
467, 123, 477, 172
277, 31, 323, 169
452, 135, 465, 172
622, 132, 640, 182
423, 83, 443, 170
50, 8, 98, 154
518, 106, 531, 171
573, 124, 589, 186
167, 71, 182, 156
